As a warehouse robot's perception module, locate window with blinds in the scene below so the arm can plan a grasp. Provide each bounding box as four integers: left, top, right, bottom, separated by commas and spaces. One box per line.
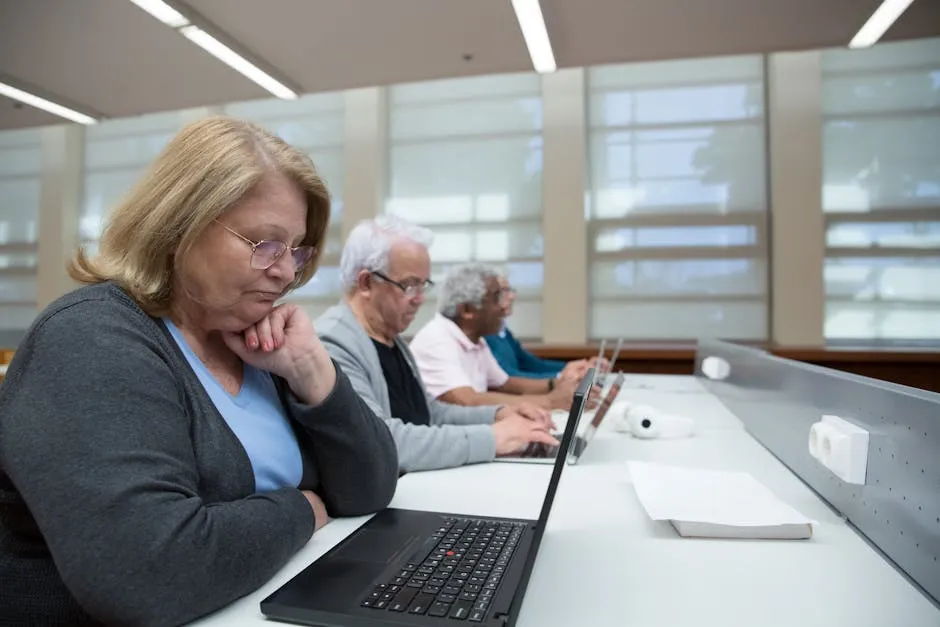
586, 55, 769, 341
385, 73, 544, 339
224, 93, 346, 320
821, 37, 940, 344
0, 128, 42, 332
81, 110, 199, 253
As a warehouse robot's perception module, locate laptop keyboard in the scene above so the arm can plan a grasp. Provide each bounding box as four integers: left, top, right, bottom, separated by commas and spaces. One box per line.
519, 442, 560, 458
359, 516, 525, 621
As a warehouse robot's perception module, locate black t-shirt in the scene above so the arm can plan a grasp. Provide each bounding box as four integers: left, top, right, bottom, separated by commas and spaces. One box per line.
372, 339, 431, 426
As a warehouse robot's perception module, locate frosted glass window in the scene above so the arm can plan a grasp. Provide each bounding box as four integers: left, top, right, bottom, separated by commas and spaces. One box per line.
387, 72, 544, 339
81, 109, 202, 245
0, 128, 42, 332
822, 37, 940, 342
587, 55, 769, 340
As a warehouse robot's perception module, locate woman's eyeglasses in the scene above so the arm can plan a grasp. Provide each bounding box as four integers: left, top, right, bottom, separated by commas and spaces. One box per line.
214, 220, 315, 272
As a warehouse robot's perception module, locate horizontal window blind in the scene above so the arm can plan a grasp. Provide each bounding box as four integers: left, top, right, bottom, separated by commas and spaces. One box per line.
587, 55, 769, 340
386, 73, 544, 339
822, 37, 940, 344
0, 128, 42, 331
81, 109, 202, 254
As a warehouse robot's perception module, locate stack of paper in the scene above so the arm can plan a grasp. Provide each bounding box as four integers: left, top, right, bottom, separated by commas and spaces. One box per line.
627, 461, 815, 539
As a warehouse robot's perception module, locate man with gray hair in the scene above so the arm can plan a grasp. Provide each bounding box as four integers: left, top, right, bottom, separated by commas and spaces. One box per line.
409, 263, 580, 410
315, 215, 557, 473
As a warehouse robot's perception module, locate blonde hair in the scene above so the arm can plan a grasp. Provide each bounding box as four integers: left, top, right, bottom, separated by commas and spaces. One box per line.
70, 115, 331, 317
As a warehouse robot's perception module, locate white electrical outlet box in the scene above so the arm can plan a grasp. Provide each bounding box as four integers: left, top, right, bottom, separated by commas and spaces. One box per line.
808, 414, 870, 485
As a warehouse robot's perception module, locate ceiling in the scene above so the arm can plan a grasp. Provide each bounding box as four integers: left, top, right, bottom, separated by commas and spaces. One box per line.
1, 0, 939, 130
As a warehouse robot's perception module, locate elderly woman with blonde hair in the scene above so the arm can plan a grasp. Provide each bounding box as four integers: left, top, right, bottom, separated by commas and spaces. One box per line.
0, 116, 398, 626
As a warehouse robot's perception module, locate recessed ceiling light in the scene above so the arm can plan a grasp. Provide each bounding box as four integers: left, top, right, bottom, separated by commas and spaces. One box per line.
127, 0, 298, 99
179, 26, 297, 100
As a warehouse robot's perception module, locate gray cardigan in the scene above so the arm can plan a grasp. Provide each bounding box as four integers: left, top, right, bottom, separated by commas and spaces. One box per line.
316, 301, 498, 472
0, 283, 398, 626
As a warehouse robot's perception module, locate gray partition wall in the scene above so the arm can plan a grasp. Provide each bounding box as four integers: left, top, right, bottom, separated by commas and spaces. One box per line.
694, 339, 940, 606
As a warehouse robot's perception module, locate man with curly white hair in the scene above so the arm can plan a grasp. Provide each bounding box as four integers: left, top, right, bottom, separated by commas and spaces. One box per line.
316, 215, 558, 473
409, 263, 580, 410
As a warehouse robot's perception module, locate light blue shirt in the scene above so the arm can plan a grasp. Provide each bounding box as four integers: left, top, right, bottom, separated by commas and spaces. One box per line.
163, 319, 303, 493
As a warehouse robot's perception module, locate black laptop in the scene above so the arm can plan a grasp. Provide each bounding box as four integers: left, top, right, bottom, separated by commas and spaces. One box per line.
260, 369, 596, 627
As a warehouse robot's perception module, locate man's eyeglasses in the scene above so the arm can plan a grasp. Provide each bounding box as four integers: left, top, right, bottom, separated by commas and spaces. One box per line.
371, 271, 434, 297
214, 220, 316, 272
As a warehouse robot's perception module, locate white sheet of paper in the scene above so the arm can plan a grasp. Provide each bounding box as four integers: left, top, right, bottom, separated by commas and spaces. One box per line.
627, 461, 816, 527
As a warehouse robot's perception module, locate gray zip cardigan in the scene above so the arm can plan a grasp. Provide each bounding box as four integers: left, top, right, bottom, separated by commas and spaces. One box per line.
0, 282, 398, 626
315, 300, 499, 472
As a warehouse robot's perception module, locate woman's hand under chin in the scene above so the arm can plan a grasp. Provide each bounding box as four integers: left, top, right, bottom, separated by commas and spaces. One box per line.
221, 303, 337, 405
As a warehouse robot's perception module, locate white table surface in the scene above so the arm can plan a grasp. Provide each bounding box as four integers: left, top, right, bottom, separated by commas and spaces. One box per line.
192, 374, 939, 627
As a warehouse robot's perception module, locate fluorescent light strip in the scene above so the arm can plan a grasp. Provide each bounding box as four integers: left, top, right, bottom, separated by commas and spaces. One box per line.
179, 26, 297, 99
511, 0, 556, 73
0, 81, 97, 125
849, 0, 916, 49
127, 0, 189, 28
127, 1, 296, 99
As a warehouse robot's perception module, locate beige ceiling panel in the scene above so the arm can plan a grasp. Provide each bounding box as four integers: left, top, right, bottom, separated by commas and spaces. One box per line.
0, 95, 65, 131
0, 0, 268, 120
542, 0, 940, 68
1, 0, 938, 131
187, 0, 534, 92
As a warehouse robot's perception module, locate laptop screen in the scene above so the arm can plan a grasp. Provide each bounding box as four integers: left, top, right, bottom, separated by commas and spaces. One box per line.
498, 368, 593, 621
533, 368, 593, 527
605, 338, 623, 375
594, 340, 607, 370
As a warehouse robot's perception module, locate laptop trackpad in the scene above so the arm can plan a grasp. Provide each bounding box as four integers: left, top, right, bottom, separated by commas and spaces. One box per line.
333, 530, 417, 564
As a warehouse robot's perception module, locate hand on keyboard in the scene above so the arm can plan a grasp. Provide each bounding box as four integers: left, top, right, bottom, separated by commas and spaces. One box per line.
497, 402, 554, 431
493, 415, 559, 456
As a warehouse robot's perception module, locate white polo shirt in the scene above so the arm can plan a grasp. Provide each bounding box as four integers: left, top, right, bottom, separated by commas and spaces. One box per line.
409, 314, 510, 399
